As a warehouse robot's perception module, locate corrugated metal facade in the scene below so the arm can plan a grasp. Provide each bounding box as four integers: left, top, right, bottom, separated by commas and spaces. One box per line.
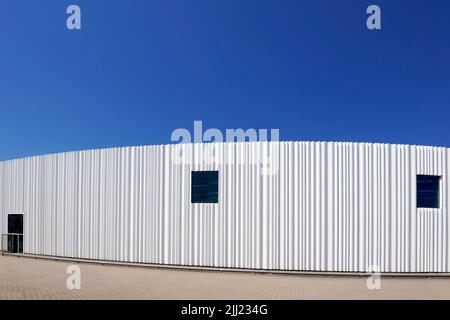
0, 141, 449, 272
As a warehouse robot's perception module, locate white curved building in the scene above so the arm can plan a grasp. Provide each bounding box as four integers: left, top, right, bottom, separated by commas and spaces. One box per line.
1, 141, 449, 273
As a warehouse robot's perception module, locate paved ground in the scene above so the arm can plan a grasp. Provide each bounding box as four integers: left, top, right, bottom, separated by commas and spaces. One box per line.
1, 255, 450, 299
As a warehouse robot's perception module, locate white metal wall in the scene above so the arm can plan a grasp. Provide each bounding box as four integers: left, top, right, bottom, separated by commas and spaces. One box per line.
0, 142, 449, 272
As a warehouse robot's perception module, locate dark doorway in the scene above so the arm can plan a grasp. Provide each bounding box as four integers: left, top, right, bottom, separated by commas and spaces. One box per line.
7, 214, 23, 253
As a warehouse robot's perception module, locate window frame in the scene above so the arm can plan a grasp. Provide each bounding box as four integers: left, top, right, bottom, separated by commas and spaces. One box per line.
191, 171, 219, 204
416, 174, 441, 209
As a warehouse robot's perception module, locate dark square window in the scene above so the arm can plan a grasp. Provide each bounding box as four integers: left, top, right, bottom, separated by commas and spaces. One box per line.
191, 171, 219, 203
417, 175, 440, 209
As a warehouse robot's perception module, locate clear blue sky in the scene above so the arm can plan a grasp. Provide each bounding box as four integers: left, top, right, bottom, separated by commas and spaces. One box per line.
1, 0, 449, 160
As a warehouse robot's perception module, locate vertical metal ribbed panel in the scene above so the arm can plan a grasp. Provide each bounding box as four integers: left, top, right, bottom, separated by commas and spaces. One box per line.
0, 142, 449, 272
